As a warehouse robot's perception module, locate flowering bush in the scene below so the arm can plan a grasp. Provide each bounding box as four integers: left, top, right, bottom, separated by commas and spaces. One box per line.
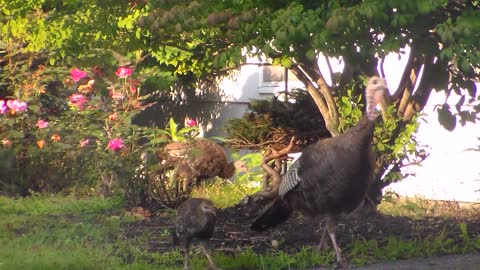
0, 61, 205, 208
0, 65, 151, 196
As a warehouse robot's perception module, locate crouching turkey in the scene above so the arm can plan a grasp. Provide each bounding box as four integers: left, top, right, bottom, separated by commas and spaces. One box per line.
160, 138, 248, 192
251, 76, 388, 266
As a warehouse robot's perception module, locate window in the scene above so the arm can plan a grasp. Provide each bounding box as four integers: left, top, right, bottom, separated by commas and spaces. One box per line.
258, 65, 303, 94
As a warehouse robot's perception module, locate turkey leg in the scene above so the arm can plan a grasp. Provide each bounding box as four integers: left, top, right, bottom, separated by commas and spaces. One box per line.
183, 247, 190, 270
325, 217, 347, 266
200, 242, 222, 270
317, 221, 329, 250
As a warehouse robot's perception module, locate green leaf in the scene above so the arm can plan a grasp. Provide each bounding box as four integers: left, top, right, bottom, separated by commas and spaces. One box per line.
439, 47, 453, 60
461, 59, 471, 73
168, 117, 178, 137
305, 49, 316, 61
437, 104, 456, 131
281, 57, 292, 68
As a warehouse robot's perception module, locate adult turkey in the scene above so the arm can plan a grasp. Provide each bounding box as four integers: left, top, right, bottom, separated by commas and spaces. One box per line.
159, 138, 248, 192
173, 198, 221, 270
251, 76, 388, 265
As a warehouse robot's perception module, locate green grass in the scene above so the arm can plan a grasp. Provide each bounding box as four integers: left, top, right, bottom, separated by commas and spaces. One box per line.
378, 194, 480, 219
0, 195, 170, 270
0, 193, 332, 270
1, 192, 479, 270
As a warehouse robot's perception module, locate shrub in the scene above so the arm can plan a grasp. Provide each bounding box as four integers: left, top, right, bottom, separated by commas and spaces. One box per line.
0, 65, 150, 198
225, 89, 330, 150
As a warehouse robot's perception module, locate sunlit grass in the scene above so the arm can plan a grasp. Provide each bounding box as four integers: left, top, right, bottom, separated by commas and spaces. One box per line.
1, 190, 479, 270
0, 194, 124, 215
378, 194, 480, 219
0, 194, 167, 270
191, 169, 264, 209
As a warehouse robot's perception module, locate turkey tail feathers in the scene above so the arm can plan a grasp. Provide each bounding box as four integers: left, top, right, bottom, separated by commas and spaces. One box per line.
251, 198, 292, 232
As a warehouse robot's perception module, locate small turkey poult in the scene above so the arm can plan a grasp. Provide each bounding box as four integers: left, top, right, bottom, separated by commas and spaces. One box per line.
251, 76, 388, 267
173, 198, 222, 270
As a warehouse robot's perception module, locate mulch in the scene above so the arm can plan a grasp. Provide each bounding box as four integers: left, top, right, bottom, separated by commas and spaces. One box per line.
123, 198, 480, 263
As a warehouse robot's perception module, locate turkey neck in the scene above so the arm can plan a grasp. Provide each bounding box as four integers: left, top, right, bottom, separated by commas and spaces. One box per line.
219, 162, 236, 179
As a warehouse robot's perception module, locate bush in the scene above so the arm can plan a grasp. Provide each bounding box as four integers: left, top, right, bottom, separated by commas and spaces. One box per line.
0, 65, 150, 197
225, 89, 331, 150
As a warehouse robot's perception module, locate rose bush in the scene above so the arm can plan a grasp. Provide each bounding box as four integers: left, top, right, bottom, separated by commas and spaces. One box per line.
0, 61, 204, 207
0, 66, 148, 198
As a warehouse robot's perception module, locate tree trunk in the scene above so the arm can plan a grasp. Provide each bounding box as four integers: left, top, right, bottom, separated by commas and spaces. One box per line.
290, 64, 340, 136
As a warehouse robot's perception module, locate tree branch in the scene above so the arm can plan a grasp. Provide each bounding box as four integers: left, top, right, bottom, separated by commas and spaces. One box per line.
392, 47, 416, 100
403, 54, 436, 120
379, 55, 386, 78
290, 66, 339, 135
324, 53, 335, 88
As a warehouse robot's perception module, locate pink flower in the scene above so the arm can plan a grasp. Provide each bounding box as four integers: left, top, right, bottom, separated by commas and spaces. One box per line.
130, 85, 136, 93
70, 68, 88, 82
6, 99, 27, 112
69, 94, 88, 108
80, 139, 90, 147
107, 138, 125, 152
185, 118, 197, 127
36, 119, 49, 129
111, 91, 125, 101
0, 100, 8, 114
2, 138, 12, 148
115, 67, 132, 78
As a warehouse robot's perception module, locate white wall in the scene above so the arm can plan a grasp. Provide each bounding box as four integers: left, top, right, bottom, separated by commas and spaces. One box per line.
386, 89, 480, 202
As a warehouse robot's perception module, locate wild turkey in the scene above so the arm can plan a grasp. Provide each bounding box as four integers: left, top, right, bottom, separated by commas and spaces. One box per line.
173, 198, 221, 270
160, 138, 248, 191
251, 76, 388, 265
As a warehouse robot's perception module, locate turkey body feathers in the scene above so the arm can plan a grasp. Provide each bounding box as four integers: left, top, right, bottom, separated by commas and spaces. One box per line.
175, 198, 216, 247
174, 198, 220, 270
251, 76, 387, 266
161, 139, 247, 191
252, 107, 376, 231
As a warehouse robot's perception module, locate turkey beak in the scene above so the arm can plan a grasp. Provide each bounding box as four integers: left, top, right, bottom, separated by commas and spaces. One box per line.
202, 204, 217, 216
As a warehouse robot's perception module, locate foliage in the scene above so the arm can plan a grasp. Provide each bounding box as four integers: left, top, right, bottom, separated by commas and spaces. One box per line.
337, 81, 424, 196
0, 64, 151, 197
225, 89, 330, 150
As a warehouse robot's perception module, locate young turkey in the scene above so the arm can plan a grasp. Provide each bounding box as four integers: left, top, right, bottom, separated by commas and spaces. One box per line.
159, 138, 248, 192
251, 76, 388, 265
172, 198, 221, 270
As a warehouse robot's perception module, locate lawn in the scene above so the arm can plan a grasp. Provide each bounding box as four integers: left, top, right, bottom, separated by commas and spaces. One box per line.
1, 191, 479, 270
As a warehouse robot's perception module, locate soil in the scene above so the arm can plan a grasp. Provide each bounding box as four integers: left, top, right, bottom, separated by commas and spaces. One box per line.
124, 198, 480, 269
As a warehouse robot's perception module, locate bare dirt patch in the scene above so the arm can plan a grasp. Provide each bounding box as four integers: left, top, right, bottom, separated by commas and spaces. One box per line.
124, 199, 480, 268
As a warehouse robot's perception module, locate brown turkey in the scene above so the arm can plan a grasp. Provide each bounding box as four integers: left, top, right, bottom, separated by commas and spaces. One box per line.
172, 198, 221, 270
251, 76, 388, 266
160, 138, 248, 192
